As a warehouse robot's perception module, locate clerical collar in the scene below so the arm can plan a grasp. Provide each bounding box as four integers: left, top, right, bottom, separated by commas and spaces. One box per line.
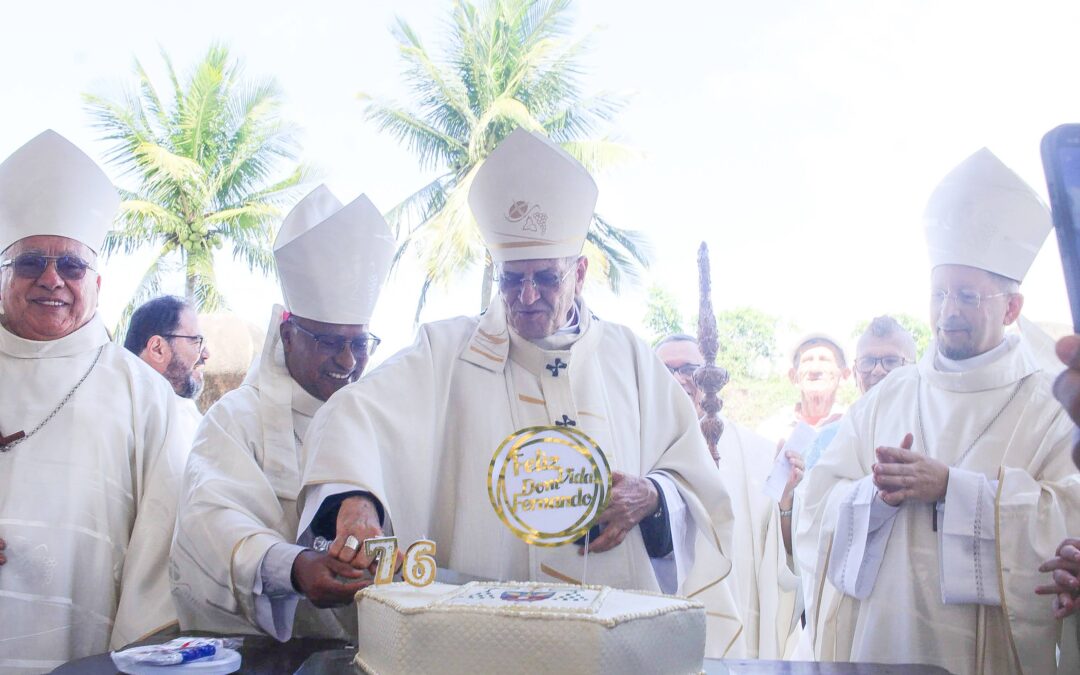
529, 300, 582, 351
0, 314, 110, 359
934, 334, 1015, 373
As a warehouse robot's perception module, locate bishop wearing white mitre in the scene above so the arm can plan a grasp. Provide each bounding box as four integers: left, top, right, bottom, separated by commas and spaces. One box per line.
795, 148, 1080, 674
170, 186, 395, 640
0, 131, 191, 670
294, 128, 744, 656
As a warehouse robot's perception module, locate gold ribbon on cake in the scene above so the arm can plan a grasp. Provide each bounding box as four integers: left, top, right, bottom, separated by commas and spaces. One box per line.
487, 426, 612, 547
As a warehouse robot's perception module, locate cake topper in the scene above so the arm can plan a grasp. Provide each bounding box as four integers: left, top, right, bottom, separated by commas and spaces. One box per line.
487, 425, 613, 547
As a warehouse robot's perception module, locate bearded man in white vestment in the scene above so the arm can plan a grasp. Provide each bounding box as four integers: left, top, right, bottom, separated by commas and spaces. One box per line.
170, 186, 395, 640
796, 148, 1080, 674
0, 131, 190, 671
657, 334, 802, 659
295, 128, 743, 656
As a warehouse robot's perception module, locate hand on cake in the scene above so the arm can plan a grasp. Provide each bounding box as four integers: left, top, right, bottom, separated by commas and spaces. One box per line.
291, 550, 373, 607
331, 495, 386, 567
1036, 537, 1080, 619
581, 471, 658, 554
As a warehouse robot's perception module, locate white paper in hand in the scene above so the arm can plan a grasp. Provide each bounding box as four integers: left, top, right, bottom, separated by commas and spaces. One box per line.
763, 422, 817, 502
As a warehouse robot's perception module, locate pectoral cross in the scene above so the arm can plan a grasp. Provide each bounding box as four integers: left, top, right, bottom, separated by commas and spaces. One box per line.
0, 428, 25, 450
545, 358, 567, 377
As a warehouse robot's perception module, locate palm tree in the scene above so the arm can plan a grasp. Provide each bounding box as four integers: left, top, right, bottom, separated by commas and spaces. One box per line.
366, 0, 651, 320
84, 44, 307, 334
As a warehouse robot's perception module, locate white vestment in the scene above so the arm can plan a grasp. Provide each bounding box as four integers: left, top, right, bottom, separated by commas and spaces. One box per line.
796, 335, 1080, 674
0, 317, 189, 672
715, 420, 801, 659
297, 301, 743, 656
170, 312, 352, 641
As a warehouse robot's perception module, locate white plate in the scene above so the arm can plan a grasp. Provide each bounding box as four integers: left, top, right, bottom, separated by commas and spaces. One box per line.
116, 648, 241, 675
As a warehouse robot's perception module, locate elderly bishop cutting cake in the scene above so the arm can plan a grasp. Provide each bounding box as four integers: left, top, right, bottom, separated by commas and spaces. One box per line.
295, 128, 742, 656
0, 131, 191, 670
170, 185, 395, 640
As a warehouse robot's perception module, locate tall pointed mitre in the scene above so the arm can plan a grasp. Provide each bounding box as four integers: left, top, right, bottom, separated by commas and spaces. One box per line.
273, 184, 395, 324
0, 129, 119, 254
924, 147, 1051, 282
468, 128, 598, 262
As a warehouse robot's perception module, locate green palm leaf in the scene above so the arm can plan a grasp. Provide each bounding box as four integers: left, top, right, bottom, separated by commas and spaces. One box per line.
371, 0, 651, 319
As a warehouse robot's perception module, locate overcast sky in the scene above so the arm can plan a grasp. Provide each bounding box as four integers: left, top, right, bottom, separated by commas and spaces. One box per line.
3, 0, 1077, 364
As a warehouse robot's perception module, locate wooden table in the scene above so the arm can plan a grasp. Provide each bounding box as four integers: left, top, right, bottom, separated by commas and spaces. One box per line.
57, 638, 953, 674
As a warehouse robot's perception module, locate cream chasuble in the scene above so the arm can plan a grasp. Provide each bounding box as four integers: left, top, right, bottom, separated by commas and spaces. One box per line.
0, 316, 189, 672
796, 335, 1080, 674
297, 300, 743, 656
715, 420, 801, 659
171, 309, 353, 641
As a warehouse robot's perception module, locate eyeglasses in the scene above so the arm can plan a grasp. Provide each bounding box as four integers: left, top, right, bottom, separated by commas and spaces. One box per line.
495, 266, 576, 295
666, 363, 702, 378
930, 289, 1009, 309
854, 355, 908, 374
0, 253, 96, 281
288, 319, 380, 358
163, 334, 205, 351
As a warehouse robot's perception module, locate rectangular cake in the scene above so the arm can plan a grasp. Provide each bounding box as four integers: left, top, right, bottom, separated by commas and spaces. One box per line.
354, 581, 705, 674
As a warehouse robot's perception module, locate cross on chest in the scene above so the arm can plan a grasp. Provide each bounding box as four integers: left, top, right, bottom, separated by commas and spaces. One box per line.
0, 428, 25, 450
545, 358, 567, 377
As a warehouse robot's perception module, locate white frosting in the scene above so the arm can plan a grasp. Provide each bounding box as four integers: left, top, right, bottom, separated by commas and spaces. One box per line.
354, 581, 706, 674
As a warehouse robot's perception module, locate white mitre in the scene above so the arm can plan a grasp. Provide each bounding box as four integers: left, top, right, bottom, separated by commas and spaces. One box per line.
468, 128, 598, 262
273, 185, 395, 325
0, 129, 119, 254
924, 147, 1051, 282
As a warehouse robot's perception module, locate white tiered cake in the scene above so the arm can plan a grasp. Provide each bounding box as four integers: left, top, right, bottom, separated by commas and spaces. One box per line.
354, 581, 705, 674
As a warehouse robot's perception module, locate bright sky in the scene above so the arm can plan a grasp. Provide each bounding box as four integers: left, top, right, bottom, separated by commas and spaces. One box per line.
3, 0, 1077, 366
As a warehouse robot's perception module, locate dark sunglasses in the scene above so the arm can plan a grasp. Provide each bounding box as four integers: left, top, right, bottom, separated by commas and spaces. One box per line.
288, 319, 380, 358
0, 253, 96, 281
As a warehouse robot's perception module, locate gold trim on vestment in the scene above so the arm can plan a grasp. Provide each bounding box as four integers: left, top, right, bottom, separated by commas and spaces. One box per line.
539, 564, 581, 585
577, 410, 606, 421
518, 394, 545, 405
469, 345, 505, 363
994, 466, 1024, 673
477, 328, 507, 344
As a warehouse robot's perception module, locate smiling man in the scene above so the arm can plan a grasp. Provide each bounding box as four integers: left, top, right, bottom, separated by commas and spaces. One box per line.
795, 148, 1080, 673
0, 131, 189, 668
170, 185, 394, 640
294, 129, 743, 657
758, 334, 850, 447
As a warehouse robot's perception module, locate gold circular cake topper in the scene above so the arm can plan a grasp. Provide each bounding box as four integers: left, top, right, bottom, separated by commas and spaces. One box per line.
487, 425, 612, 547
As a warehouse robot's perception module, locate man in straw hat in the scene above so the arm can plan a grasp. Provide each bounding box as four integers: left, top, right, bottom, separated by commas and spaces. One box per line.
796, 148, 1080, 673
0, 130, 190, 667
170, 185, 394, 640
295, 128, 743, 657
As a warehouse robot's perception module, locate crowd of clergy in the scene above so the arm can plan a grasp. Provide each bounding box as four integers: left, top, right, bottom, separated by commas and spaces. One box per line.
1, 125, 1080, 675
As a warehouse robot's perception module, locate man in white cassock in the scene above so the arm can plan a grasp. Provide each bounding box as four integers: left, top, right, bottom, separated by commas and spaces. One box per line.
656, 334, 802, 659
0, 131, 190, 670
170, 186, 395, 640
795, 148, 1080, 674
295, 128, 743, 656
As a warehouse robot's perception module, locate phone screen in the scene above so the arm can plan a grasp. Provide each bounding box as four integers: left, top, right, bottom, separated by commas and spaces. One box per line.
1042, 125, 1080, 332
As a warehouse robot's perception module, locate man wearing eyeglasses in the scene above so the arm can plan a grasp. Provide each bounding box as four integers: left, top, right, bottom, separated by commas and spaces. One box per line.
0, 130, 190, 667
170, 185, 394, 641
295, 129, 743, 657
656, 333, 802, 659
124, 296, 210, 444
801, 317, 918, 473
796, 149, 1080, 673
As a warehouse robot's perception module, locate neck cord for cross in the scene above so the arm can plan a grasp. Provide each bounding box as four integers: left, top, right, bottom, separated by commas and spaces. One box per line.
0, 344, 106, 451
